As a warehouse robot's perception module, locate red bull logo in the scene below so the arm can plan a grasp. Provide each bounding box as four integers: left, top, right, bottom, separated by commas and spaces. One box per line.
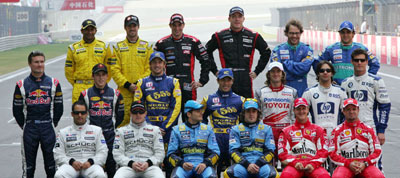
90, 101, 112, 116
26, 89, 50, 104
92, 101, 111, 109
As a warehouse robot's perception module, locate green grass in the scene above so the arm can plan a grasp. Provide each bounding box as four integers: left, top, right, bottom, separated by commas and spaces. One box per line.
0, 42, 70, 75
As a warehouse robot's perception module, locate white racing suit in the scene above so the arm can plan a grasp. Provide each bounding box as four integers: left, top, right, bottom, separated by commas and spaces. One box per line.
53, 122, 108, 178
113, 121, 165, 178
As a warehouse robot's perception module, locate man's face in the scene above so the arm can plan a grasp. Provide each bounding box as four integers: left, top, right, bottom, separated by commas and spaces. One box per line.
125, 23, 139, 39
286, 25, 301, 46
218, 77, 233, 92
294, 105, 309, 123
228, 13, 244, 31
343, 105, 359, 123
318, 64, 333, 83
130, 109, 146, 124
93, 71, 108, 89
150, 58, 165, 76
81, 26, 97, 43
187, 109, 203, 123
351, 54, 368, 76
244, 108, 258, 124
72, 105, 88, 126
269, 67, 283, 84
29, 56, 45, 75
339, 29, 354, 45
170, 22, 184, 39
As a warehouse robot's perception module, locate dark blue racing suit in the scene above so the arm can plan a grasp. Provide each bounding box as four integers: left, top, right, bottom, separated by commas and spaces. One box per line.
13, 74, 63, 178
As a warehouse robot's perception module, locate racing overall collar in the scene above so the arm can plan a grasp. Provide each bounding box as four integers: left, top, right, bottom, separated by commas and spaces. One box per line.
229, 27, 244, 34
126, 37, 138, 44
93, 84, 109, 95
286, 42, 300, 51
72, 120, 88, 131
29, 73, 46, 82
340, 42, 353, 50
150, 73, 167, 82
269, 84, 284, 92
344, 119, 361, 128
130, 120, 147, 129
353, 71, 368, 80
172, 34, 184, 42
318, 83, 332, 94
294, 119, 311, 129
217, 89, 233, 98
243, 121, 258, 128
184, 121, 200, 129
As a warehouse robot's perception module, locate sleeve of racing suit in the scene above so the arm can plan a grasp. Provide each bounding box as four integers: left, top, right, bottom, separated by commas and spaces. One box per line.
13, 82, 25, 129
255, 89, 262, 109
144, 44, 153, 78
52, 80, 63, 127
112, 129, 131, 167
255, 126, 275, 167
202, 126, 220, 167
338, 88, 347, 125
364, 128, 382, 165
65, 45, 75, 85
104, 44, 114, 83
194, 40, 211, 86
205, 33, 219, 75
307, 127, 328, 168
110, 44, 128, 88
229, 126, 251, 169
53, 130, 70, 166
253, 34, 271, 75
282, 46, 314, 77
374, 78, 391, 133
167, 126, 184, 167
278, 129, 301, 167
302, 90, 315, 123
162, 79, 181, 131
201, 96, 210, 125
114, 90, 124, 128
328, 129, 352, 168
92, 129, 108, 166
133, 79, 145, 103
148, 127, 165, 166
366, 49, 380, 75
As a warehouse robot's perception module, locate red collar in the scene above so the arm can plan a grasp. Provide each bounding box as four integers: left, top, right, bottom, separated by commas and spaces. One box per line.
269, 84, 284, 92
294, 119, 311, 128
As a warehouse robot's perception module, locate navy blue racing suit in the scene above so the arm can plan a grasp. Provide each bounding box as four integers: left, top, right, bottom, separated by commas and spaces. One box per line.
224, 122, 278, 178
167, 122, 220, 178
13, 74, 63, 178
270, 42, 314, 97
79, 84, 124, 177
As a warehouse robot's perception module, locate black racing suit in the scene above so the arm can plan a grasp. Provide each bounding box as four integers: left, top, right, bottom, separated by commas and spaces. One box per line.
155, 34, 211, 121
79, 84, 124, 178
13, 73, 64, 178
206, 27, 271, 98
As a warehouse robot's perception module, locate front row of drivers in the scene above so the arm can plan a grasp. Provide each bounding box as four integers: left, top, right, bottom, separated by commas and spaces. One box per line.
53, 96, 384, 178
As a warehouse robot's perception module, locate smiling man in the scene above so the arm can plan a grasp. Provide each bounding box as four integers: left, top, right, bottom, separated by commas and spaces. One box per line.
270, 19, 314, 97
316, 21, 380, 85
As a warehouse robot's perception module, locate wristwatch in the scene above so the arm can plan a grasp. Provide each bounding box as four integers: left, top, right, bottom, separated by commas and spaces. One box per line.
364, 161, 369, 167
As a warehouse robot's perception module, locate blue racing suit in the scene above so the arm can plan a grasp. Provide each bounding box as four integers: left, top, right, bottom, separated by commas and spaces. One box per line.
317, 42, 380, 84
134, 73, 182, 144
79, 84, 124, 177
270, 42, 314, 97
201, 89, 244, 169
13, 74, 63, 178
167, 122, 220, 178
224, 122, 278, 178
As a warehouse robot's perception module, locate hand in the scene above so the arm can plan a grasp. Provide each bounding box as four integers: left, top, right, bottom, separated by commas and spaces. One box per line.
215, 71, 219, 77
195, 163, 207, 174
132, 162, 143, 172
191, 81, 203, 90
349, 161, 362, 174
160, 128, 166, 136
378, 133, 385, 145
138, 162, 149, 172
128, 83, 137, 93
249, 72, 257, 79
71, 161, 82, 171
294, 162, 304, 171
247, 163, 259, 174
81, 161, 91, 170
182, 162, 193, 171
304, 164, 314, 173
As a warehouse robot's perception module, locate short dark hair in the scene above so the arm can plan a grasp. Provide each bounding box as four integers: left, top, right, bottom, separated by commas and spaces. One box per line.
28, 51, 45, 64
239, 109, 262, 123
284, 19, 304, 34
316, 60, 335, 81
351, 49, 368, 61
72, 100, 88, 112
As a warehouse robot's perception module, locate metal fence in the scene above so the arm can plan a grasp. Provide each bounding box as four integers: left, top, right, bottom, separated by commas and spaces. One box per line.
274, 0, 400, 36
0, 5, 41, 38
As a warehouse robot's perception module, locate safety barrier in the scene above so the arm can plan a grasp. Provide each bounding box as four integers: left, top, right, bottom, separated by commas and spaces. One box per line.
277, 28, 400, 67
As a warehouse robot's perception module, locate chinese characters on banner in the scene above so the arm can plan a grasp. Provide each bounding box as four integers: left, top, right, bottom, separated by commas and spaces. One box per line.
61, 0, 95, 10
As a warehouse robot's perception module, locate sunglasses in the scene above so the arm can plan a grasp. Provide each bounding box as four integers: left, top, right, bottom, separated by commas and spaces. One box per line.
73, 111, 87, 115
319, 69, 332, 73
352, 58, 367, 63
131, 109, 145, 114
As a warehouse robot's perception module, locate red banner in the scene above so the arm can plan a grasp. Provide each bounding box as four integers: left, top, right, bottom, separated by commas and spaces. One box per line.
103, 6, 123, 13
0, 0, 19, 2
371, 35, 376, 57
380, 36, 387, 64
61, 0, 95, 10
391, 37, 398, 66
